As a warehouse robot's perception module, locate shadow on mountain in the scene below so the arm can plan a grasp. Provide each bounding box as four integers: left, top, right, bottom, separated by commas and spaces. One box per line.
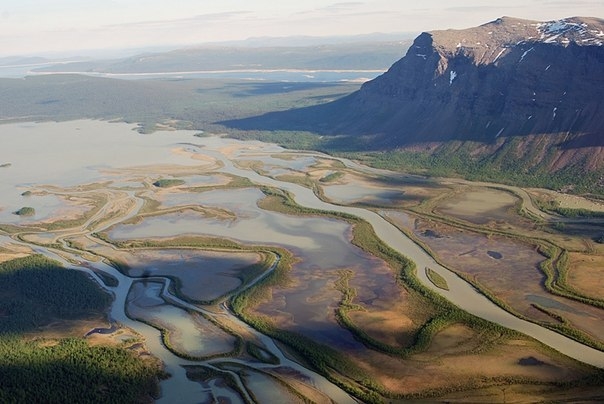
557, 131, 604, 149
221, 38, 604, 153
219, 94, 356, 136
221, 81, 345, 97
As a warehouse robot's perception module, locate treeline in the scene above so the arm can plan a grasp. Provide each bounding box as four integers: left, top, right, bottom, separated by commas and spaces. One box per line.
0, 255, 111, 333
336, 147, 604, 196
0, 255, 165, 402
0, 337, 163, 403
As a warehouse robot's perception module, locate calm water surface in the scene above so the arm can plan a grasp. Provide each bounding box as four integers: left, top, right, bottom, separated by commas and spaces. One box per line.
2, 120, 604, 404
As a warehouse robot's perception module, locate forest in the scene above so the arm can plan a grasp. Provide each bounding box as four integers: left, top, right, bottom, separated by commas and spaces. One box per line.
0, 255, 165, 402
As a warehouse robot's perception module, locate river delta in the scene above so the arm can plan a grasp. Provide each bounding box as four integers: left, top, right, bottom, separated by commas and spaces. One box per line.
1, 120, 603, 403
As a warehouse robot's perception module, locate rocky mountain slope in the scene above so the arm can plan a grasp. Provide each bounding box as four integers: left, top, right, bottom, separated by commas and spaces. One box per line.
225, 17, 604, 176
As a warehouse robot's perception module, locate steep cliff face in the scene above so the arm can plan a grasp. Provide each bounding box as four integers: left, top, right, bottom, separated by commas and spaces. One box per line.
222, 17, 604, 175
340, 17, 604, 171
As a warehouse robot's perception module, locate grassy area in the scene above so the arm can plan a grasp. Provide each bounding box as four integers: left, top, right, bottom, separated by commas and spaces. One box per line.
0, 337, 165, 403
0, 255, 111, 333
0, 255, 165, 402
231, 185, 550, 401
153, 178, 185, 188
13, 207, 35, 216
425, 267, 449, 290
0, 75, 361, 136
336, 148, 604, 196
245, 341, 280, 365
402, 192, 604, 350
319, 171, 344, 183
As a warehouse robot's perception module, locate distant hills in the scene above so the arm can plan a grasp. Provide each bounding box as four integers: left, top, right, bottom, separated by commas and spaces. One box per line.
223, 17, 604, 190
2, 21, 603, 193
30, 38, 412, 74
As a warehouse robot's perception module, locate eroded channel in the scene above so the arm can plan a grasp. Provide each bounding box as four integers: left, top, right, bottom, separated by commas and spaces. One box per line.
1, 120, 603, 404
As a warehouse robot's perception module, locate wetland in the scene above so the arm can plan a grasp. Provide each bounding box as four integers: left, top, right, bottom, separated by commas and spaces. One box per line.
1, 120, 603, 403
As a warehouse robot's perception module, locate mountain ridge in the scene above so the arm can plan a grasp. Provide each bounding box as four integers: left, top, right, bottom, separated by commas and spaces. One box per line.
222, 16, 604, 181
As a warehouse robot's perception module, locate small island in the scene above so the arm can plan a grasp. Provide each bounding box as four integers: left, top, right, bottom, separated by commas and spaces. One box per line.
153, 179, 185, 188
14, 206, 36, 216
0, 163, 11, 168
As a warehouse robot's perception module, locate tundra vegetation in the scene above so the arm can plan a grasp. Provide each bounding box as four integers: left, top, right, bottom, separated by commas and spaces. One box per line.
153, 178, 186, 188
0, 255, 165, 402
14, 207, 35, 216
0, 117, 602, 402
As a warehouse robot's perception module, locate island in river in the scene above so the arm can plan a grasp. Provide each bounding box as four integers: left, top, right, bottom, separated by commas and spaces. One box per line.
0, 120, 603, 403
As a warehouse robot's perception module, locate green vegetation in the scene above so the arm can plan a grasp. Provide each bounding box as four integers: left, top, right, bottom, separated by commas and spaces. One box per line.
551, 208, 604, 218
0, 337, 163, 403
230, 185, 537, 401
319, 171, 344, 183
401, 187, 604, 351
0, 255, 111, 333
533, 197, 604, 218
0, 255, 164, 401
245, 341, 280, 365
14, 206, 35, 216
0, 75, 360, 137
153, 178, 185, 188
425, 267, 449, 290
348, 220, 518, 353
336, 148, 604, 196
2, 72, 601, 195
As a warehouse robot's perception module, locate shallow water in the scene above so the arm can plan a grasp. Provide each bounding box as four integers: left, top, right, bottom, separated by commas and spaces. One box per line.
111, 188, 349, 253
124, 249, 260, 301
1, 193, 79, 224
0, 120, 205, 221
128, 281, 237, 357
2, 120, 604, 404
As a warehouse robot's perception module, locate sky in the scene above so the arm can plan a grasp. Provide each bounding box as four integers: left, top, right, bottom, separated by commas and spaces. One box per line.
0, 0, 602, 57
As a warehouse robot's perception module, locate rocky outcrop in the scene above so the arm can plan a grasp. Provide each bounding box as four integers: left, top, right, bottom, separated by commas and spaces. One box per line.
353, 18, 603, 141
224, 17, 604, 174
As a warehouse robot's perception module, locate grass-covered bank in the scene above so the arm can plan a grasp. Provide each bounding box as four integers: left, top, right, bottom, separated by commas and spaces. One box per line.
400, 195, 604, 351
0, 337, 164, 403
230, 186, 599, 402
0, 255, 165, 402
337, 147, 604, 196
228, 130, 604, 197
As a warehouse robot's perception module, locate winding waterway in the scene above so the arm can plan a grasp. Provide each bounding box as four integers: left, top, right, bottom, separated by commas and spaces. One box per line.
189, 138, 604, 369
1, 120, 603, 404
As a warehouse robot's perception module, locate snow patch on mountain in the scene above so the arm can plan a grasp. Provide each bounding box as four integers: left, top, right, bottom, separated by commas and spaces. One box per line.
537, 19, 603, 46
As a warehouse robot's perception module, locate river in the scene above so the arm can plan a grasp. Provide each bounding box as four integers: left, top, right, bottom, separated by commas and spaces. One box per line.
1, 120, 603, 404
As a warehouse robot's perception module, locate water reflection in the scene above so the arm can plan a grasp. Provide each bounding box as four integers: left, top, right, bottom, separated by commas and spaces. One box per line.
3, 120, 604, 404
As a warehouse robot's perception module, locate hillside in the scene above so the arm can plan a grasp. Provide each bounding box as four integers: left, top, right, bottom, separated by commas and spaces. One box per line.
31, 41, 410, 74
223, 17, 604, 190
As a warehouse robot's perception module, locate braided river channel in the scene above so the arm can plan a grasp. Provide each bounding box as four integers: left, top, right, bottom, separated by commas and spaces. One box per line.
1, 120, 602, 403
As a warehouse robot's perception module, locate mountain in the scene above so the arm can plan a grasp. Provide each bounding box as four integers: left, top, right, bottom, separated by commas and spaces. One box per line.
223, 17, 604, 178
32, 41, 411, 74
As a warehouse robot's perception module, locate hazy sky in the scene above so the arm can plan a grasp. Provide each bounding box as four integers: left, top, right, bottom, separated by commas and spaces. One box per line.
1, 1, 602, 57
